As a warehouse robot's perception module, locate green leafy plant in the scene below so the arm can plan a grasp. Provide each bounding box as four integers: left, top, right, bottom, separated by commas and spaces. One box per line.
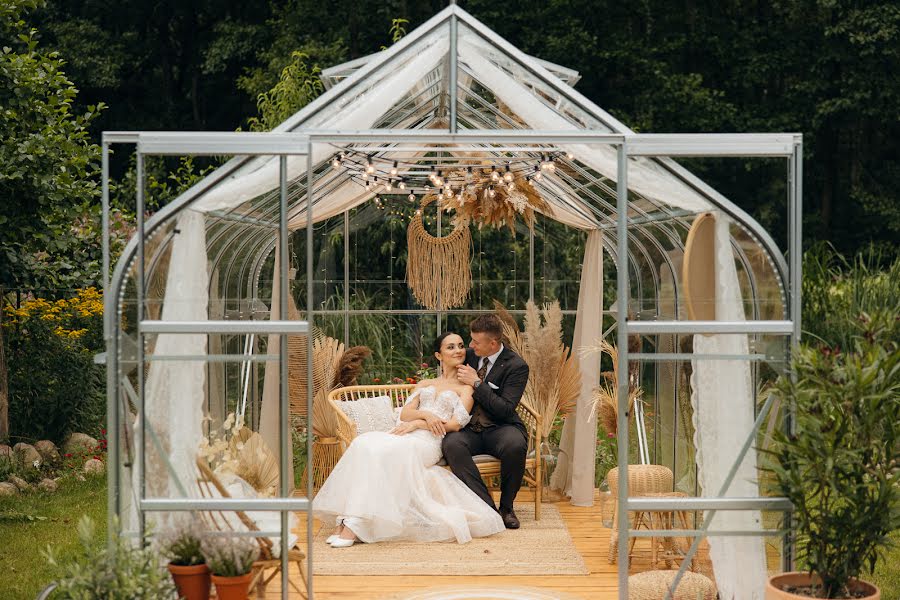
201, 534, 259, 577
158, 516, 206, 566
767, 315, 900, 597
45, 516, 177, 599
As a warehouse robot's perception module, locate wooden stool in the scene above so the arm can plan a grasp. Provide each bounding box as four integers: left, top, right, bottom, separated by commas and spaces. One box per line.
628, 570, 716, 600
606, 465, 674, 565
631, 492, 692, 569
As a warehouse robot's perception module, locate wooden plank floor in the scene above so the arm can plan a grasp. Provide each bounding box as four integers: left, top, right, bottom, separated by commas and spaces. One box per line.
266, 490, 675, 599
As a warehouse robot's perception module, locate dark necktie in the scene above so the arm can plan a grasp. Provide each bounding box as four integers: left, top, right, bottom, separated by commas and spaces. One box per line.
477, 357, 490, 382
469, 358, 492, 432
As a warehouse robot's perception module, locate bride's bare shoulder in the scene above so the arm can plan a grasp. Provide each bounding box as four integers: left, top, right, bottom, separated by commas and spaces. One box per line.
416, 378, 436, 387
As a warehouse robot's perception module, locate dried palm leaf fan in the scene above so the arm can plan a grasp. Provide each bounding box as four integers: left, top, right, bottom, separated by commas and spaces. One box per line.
493, 299, 580, 439
229, 427, 279, 497
406, 194, 472, 310
285, 294, 327, 419
579, 339, 644, 437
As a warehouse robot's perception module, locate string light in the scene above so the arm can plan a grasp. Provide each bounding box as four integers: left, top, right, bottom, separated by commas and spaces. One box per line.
365, 156, 375, 174
390, 161, 399, 177
503, 164, 514, 183
331, 154, 341, 169
384, 179, 393, 192
566, 151, 574, 160
490, 166, 500, 182
398, 178, 406, 190
408, 192, 416, 202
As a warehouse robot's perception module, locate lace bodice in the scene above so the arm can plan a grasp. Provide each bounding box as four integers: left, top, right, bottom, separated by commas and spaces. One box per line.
406, 386, 471, 427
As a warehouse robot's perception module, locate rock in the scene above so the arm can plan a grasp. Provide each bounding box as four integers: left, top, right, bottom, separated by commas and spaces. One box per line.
13, 443, 41, 468
83, 458, 105, 475
37, 479, 58, 493
62, 433, 99, 455
0, 482, 17, 497
8, 475, 30, 492
34, 440, 59, 463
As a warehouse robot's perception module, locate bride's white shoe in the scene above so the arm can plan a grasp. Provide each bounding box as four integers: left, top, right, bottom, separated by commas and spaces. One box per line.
326, 535, 339, 545
329, 536, 357, 548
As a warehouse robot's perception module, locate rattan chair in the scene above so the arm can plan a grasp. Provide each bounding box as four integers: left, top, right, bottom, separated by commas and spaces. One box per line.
196, 457, 307, 599
327, 384, 544, 519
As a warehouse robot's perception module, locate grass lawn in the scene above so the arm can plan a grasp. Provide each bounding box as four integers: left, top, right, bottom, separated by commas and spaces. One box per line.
0, 475, 106, 600
869, 531, 900, 600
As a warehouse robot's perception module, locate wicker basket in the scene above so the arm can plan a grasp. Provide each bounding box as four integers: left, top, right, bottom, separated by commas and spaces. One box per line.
628, 570, 716, 600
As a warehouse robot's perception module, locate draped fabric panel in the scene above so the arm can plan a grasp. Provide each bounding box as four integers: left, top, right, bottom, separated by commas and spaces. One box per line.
549, 230, 603, 505
690, 213, 766, 600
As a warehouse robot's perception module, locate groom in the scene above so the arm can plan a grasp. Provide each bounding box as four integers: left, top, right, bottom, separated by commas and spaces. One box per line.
443, 314, 529, 529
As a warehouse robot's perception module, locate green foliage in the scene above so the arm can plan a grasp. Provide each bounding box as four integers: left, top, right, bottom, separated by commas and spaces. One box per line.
158, 516, 205, 566
45, 516, 177, 599
803, 243, 900, 349
201, 534, 258, 577
2, 289, 105, 443
0, 0, 105, 290
768, 318, 900, 597
246, 51, 324, 132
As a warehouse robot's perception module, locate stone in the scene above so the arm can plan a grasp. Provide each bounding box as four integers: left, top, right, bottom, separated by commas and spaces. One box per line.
13, 443, 41, 468
34, 440, 60, 463
8, 475, 30, 492
83, 458, 105, 475
62, 433, 99, 455
0, 482, 17, 497
37, 478, 58, 493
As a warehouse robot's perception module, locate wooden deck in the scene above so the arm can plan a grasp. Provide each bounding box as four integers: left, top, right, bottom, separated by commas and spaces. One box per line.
271, 490, 676, 599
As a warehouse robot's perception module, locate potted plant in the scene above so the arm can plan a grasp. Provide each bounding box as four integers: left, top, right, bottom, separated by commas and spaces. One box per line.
159, 517, 210, 600
766, 314, 900, 599
44, 516, 178, 599
201, 534, 259, 600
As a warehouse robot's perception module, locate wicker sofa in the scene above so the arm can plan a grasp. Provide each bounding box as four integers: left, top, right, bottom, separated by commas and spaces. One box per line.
327, 383, 544, 519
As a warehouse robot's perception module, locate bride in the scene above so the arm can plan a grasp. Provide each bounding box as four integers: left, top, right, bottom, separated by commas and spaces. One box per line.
314, 332, 505, 547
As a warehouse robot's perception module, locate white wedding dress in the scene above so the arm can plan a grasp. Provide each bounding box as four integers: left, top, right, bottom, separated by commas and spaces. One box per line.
314, 386, 505, 544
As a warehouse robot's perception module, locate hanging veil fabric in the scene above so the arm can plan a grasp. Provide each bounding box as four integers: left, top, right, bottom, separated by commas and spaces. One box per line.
406, 195, 472, 310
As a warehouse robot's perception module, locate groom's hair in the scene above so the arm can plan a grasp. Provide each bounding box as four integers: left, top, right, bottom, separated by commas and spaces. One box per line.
469, 314, 503, 340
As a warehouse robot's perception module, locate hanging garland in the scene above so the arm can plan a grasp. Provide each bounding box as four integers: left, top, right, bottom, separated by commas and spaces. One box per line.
406, 195, 472, 310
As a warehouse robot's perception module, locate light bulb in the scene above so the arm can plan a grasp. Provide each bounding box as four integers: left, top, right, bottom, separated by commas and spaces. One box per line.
435, 176, 444, 187
546, 160, 556, 172
566, 152, 574, 160
362, 171, 369, 181
507, 181, 515, 191
488, 185, 496, 198
390, 161, 398, 177
465, 166, 473, 182
534, 171, 543, 181
408, 192, 415, 202
385, 180, 393, 192
365, 180, 371, 191
503, 164, 513, 182
445, 187, 454, 198
331, 156, 341, 169
366, 157, 375, 174
398, 178, 406, 190
491, 167, 500, 182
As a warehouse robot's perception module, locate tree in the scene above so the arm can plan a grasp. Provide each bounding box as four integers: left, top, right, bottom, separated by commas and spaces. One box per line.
0, 0, 105, 291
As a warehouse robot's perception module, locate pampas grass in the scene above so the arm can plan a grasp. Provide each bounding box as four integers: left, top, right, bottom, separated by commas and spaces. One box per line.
333, 346, 371, 388
494, 299, 580, 438
579, 339, 643, 436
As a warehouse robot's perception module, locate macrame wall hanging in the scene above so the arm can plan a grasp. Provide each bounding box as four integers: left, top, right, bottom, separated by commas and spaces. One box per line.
406, 194, 472, 310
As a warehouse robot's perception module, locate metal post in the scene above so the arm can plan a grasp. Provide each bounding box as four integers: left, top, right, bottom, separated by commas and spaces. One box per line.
101, 141, 118, 542
529, 227, 535, 302
448, 9, 458, 134
306, 142, 316, 600
615, 143, 630, 599
344, 210, 350, 345
136, 151, 146, 541
278, 156, 290, 596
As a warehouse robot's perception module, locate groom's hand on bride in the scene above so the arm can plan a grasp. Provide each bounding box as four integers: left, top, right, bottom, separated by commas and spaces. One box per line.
457, 364, 478, 387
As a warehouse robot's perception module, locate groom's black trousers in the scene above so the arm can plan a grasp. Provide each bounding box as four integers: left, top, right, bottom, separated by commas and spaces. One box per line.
442, 425, 528, 512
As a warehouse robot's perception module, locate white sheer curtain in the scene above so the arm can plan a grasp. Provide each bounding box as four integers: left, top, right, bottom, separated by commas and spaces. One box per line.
550, 230, 603, 505
690, 212, 766, 600
142, 209, 209, 515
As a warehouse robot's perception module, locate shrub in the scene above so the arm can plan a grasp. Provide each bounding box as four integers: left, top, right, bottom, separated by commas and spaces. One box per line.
2, 288, 104, 443
45, 516, 177, 599
768, 316, 900, 597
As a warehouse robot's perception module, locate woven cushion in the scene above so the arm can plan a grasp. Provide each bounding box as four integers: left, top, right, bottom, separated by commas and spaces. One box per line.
337, 395, 395, 434
628, 570, 716, 600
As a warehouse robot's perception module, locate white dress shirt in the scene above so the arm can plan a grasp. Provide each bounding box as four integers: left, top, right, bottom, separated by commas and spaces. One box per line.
479, 344, 504, 379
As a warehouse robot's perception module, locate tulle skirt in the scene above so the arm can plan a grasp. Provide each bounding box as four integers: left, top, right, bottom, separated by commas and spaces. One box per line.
314, 430, 505, 544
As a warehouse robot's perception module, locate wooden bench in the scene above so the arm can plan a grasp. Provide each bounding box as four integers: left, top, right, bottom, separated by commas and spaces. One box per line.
327, 384, 544, 519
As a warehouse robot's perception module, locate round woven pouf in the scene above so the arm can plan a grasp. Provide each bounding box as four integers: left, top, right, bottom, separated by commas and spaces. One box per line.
628, 570, 716, 600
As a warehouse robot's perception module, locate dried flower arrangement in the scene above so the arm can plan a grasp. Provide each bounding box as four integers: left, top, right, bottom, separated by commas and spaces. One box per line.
197, 412, 279, 498
579, 339, 644, 436
438, 170, 553, 233
494, 299, 580, 439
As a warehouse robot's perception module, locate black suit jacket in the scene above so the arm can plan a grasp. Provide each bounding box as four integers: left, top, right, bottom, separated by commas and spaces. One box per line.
465, 346, 529, 437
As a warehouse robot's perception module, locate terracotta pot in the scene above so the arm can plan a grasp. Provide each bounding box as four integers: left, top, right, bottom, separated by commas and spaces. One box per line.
766, 572, 880, 600
211, 572, 253, 600
167, 563, 211, 600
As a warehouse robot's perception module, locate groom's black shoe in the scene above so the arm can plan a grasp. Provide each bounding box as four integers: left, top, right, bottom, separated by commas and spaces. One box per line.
499, 507, 520, 529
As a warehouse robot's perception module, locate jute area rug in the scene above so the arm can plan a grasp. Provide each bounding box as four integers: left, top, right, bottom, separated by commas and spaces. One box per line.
312, 503, 588, 576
